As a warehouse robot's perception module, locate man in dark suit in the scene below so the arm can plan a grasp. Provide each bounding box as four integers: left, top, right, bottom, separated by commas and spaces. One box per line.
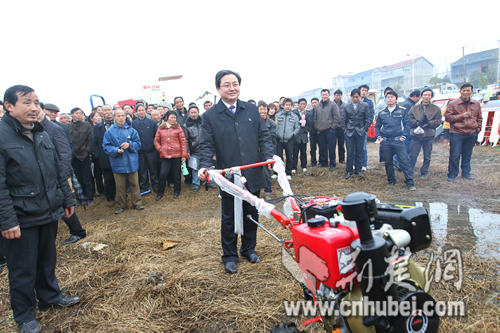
342, 89, 371, 179
198, 70, 274, 274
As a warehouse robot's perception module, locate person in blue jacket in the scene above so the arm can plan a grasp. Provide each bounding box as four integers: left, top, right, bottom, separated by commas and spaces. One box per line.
103, 109, 144, 214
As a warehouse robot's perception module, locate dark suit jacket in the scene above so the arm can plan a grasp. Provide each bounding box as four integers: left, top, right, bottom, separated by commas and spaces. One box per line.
342, 101, 371, 137
199, 99, 274, 195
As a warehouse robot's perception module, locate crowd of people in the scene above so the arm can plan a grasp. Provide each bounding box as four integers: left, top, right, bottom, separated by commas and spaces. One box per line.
0, 76, 483, 332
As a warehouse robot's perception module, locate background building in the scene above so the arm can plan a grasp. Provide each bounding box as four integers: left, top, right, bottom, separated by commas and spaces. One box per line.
450, 48, 499, 86
333, 57, 435, 97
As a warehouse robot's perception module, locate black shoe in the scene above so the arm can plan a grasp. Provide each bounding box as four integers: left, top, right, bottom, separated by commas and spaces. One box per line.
39, 296, 80, 311
245, 253, 261, 263
173, 192, 180, 198
339, 160, 345, 164
63, 235, 85, 245
224, 262, 237, 274
387, 182, 396, 187
192, 185, 200, 192
308, 163, 317, 167
87, 200, 94, 207
462, 175, 474, 180
329, 166, 336, 171
135, 205, 144, 210
345, 172, 352, 179
420, 174, 428, 179
447, 177, 455, 182
99, 193, 106, 199
208, 182, 217, 189
18, 320, 41, 333
355, 172, 364, 178
155, 195, 162, 201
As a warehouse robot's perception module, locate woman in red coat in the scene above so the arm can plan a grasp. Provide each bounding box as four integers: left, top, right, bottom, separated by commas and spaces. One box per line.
154, 111, 188, 200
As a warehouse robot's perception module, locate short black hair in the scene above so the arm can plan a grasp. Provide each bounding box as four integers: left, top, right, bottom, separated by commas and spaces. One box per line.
203, 101, 212, 106
122, 104, 133, 110
334, 89, 343, 95
421, 88, 434, 97
384, 87, 393, 95
40, 102, 45, 110
460, 83, 473, 91
298, 98, 307, 104
359, 84, 369, 91
258, 101, 269, 111
385, 90, 398, 99
174, 96, 184, 103
409, 90, 421, 98
350, 88, 361, 96
215, 70, 242, 89
321, 89, 330, 95
3, 85, 35, 110
248, 99, 256, 104
311, 97, 319, 103
70, 107, 83, 114
283, 97, 293, 105
279, 96, 285, 102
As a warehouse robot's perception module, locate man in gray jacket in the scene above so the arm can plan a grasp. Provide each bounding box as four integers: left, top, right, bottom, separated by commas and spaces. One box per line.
276, 98, 300, 178
343, 89, 371, 179
315, 89, 341, 171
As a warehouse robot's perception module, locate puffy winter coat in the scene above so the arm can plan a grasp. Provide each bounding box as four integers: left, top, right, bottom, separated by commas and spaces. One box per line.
154, 123, 188, 159
276, 110, 300, 142
103, 119, 141, 174
184, 117, 202, 156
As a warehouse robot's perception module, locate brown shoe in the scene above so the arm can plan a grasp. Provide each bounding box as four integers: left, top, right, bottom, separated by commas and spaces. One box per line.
107, 201, 115, 207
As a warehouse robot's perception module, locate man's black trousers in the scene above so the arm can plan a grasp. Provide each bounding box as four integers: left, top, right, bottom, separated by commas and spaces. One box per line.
138, 151, 159, 192
72, 155, 93, 201
220, 191, 259, 263
2, 221, 63, 324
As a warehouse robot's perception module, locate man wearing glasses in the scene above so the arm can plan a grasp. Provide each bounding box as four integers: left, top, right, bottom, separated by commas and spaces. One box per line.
198, 70, 274, 274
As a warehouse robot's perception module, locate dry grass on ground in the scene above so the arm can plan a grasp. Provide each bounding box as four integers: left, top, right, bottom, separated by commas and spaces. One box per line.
0, 141, 499, 332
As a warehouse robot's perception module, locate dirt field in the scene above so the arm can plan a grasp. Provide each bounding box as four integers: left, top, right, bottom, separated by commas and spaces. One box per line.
1, 140, 499, 332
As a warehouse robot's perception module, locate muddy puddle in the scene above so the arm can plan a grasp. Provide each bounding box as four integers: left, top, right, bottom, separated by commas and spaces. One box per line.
395, 202, 500, 258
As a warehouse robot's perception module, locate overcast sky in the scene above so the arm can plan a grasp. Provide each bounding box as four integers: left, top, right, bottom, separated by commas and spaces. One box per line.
1, 0, 499, 113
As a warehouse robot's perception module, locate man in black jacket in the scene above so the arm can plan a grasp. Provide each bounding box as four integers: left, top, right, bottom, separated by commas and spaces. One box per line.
132, 104, 159, 194
174, 96, 192, 186
67, 107, 94, 206
333, 90, 346, 164
375, 90, 416, 190
342, 89, 371, 179
198, 70, 274, 274
1, 85, 80, 333
39, 104, 86, 245
306, 98, 319, 166
91, 105, 117, 207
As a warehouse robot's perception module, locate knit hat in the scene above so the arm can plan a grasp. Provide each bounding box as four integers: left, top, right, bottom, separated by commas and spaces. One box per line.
385, 90, 398, 100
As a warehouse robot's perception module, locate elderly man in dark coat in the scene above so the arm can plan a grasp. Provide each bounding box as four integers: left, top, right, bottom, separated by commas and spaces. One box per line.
1, 85, 80, 333
198, 70, 274, 274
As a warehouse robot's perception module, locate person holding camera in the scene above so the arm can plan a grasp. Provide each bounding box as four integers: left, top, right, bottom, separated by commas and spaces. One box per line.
103, 109, 144, 214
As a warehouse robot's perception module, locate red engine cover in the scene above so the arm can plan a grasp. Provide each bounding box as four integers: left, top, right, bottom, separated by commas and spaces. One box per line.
291, 222, 359, 292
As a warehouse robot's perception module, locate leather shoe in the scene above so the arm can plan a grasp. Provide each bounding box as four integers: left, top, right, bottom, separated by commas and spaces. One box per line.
173, 192, 180, 198
447, 177, 455, 182
245, 253, 261, 263
18, 320, 41, 333
387, 182, 396, 187
107, 200, 115, 207
63, 235, 85, 245
462, 175, 474, 180
345, 172, 352, 179
224, 262, 237, 274
39, 296, 80, 311
155, 195, 162, 201
355, 172, 364, 178
329, 166, 336, 171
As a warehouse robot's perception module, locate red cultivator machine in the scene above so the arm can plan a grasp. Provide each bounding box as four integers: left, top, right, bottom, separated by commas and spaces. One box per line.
205, 157, 439, 333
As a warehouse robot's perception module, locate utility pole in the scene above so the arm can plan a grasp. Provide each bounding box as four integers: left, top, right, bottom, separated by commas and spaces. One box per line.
462, 46, 466, 83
